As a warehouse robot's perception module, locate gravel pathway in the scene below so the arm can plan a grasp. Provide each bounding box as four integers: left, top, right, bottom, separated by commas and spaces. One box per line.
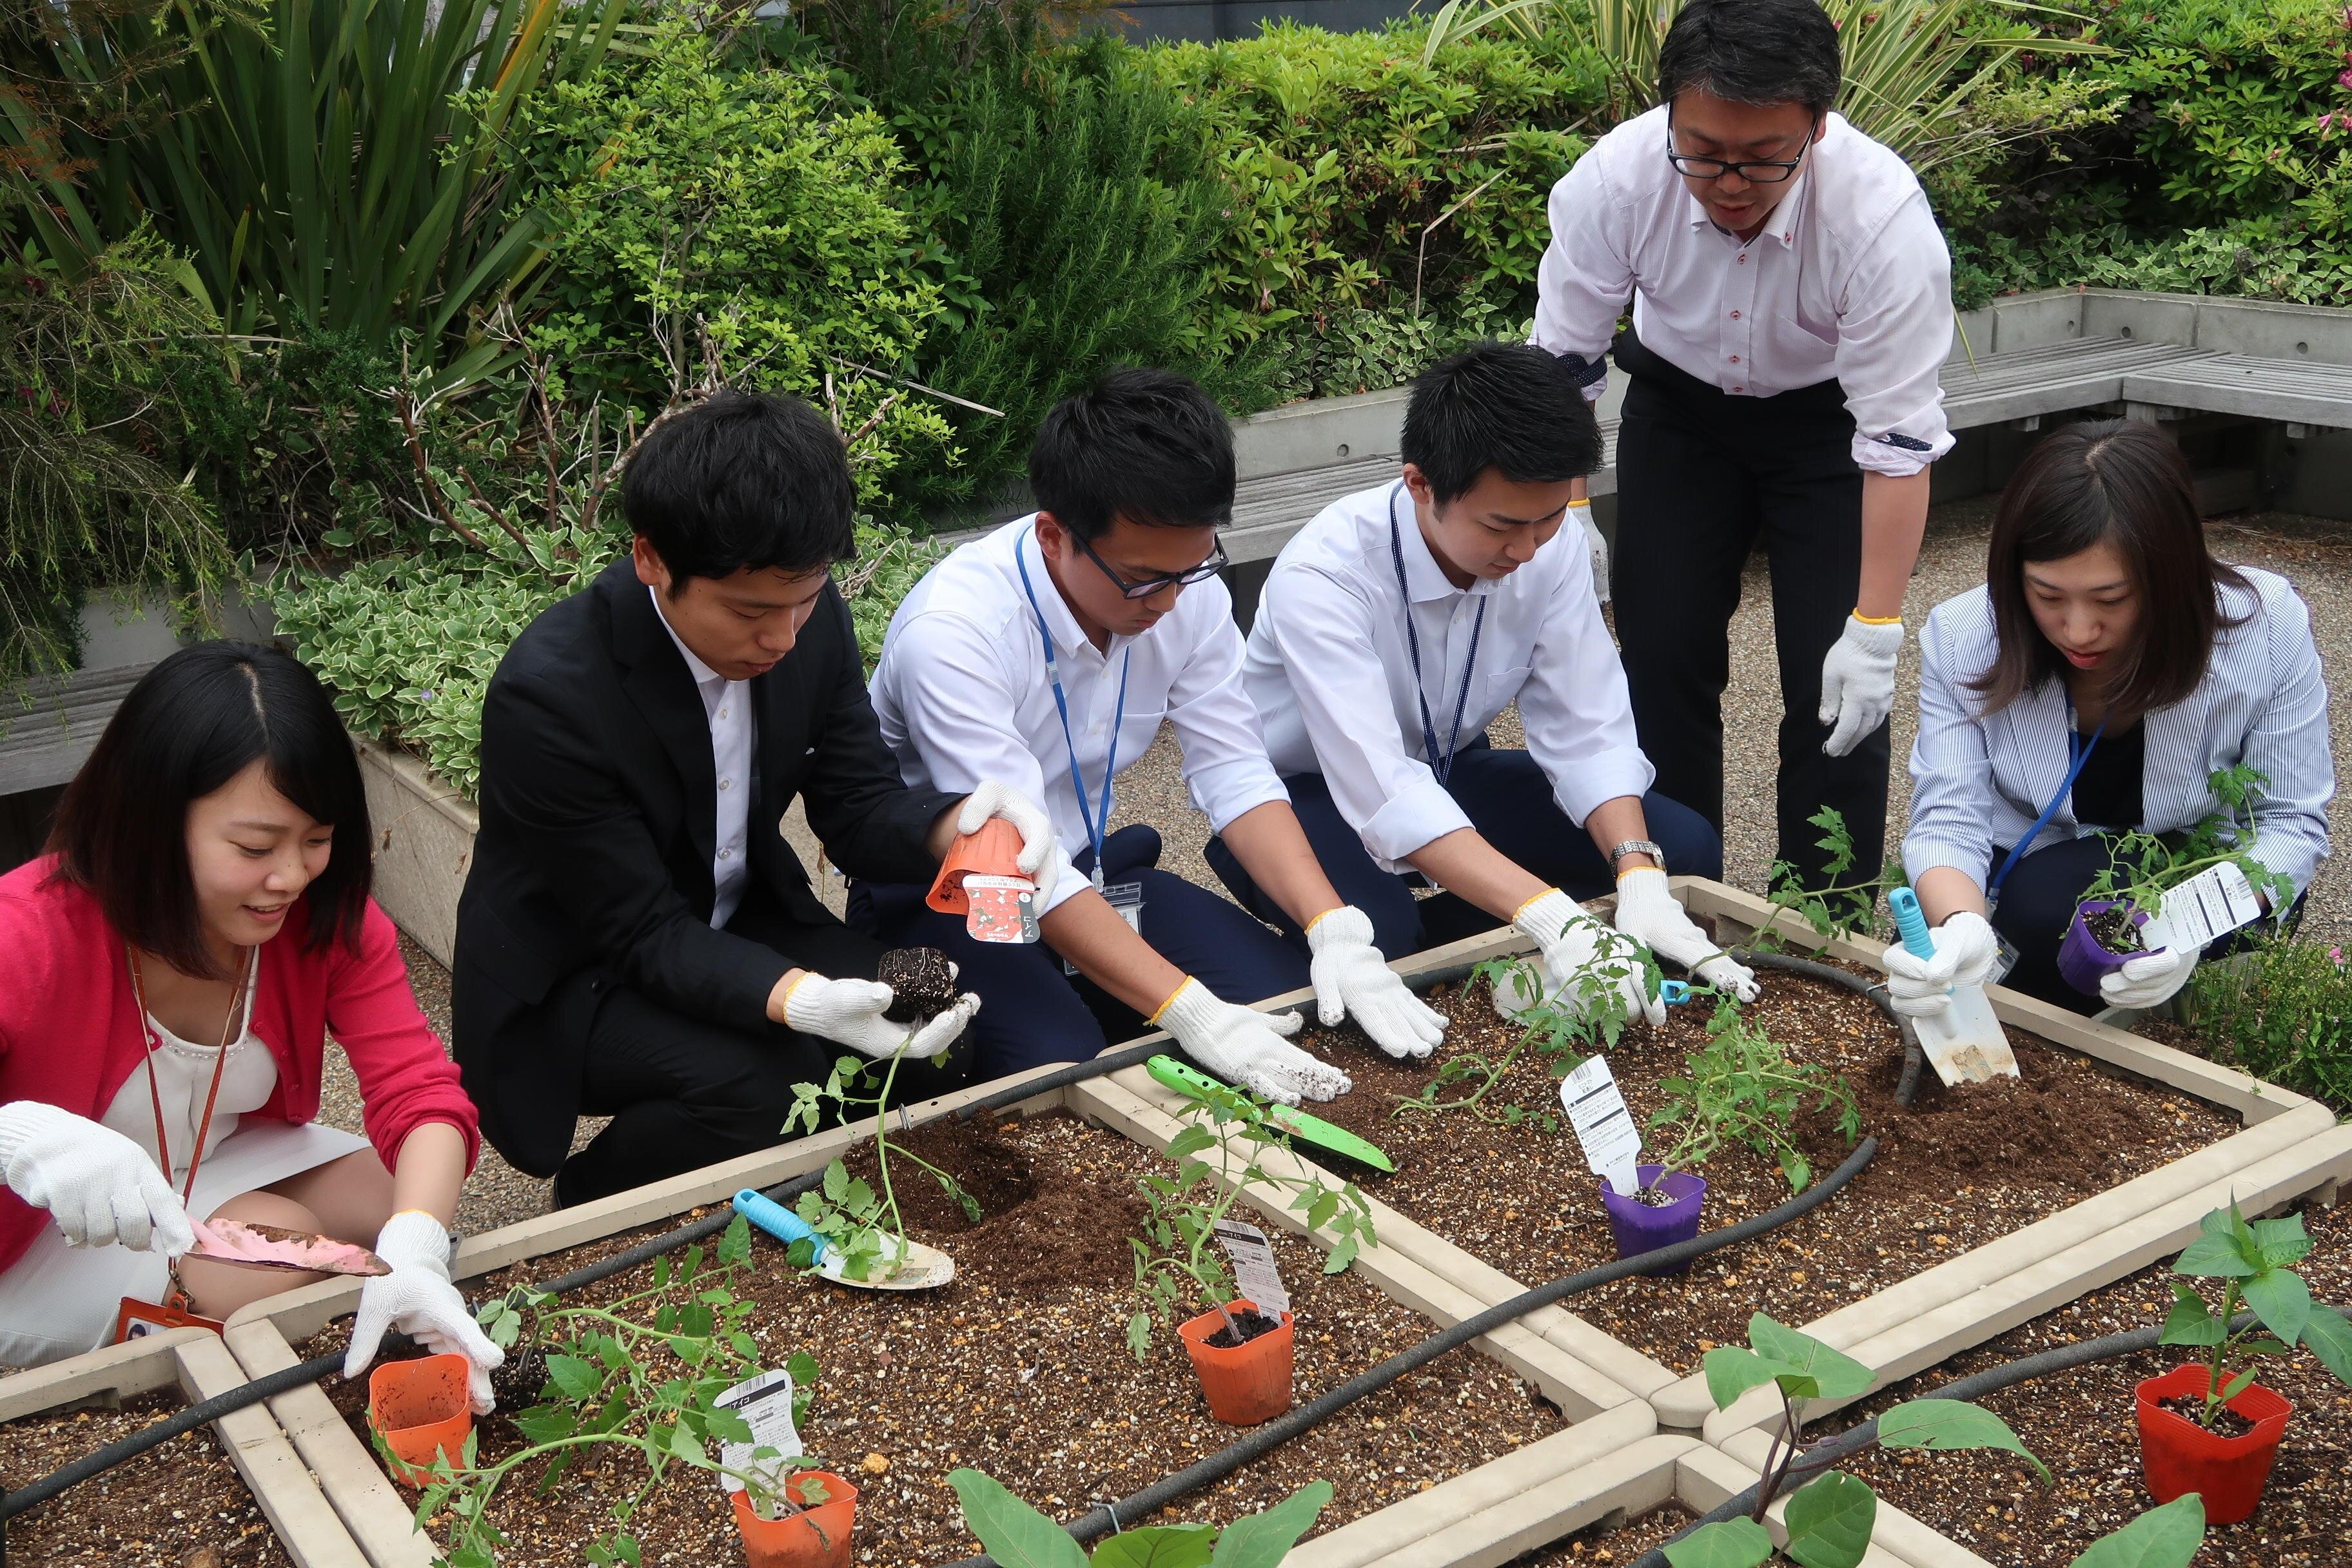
338, 502, 2352, 1233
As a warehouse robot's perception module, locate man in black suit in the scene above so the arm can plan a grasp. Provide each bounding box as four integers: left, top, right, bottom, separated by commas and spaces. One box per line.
453, 392, 1059, 1206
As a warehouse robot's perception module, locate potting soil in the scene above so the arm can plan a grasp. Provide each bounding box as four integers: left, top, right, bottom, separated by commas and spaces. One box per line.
1300, 969, 2237, 1371
1837, 1201, 2352, 1565
304, 1112, 1567, 1565
1, 1389, 295, 1567
1508, 1501, 1694, 1563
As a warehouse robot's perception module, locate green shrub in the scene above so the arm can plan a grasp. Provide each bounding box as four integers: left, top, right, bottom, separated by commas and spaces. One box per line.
2181, 936, 2352, 1115
489, 9, 952, 502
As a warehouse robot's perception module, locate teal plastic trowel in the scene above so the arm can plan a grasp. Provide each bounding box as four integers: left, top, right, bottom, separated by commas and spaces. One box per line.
1144, 1055, 1395, 1173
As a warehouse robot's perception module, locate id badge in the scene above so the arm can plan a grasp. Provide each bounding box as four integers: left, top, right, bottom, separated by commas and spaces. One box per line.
1989, 928, 2022, 985
114, 1293, 224, 1344
1065, 881, 1146, 975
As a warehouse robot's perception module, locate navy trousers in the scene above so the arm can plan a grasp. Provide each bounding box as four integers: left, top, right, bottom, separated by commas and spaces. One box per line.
1203, 741, 1723, 961
846, 824, 1310, 1080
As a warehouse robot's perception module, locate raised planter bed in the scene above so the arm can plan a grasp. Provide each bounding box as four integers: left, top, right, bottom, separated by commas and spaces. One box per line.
0, 1328, 365, 1568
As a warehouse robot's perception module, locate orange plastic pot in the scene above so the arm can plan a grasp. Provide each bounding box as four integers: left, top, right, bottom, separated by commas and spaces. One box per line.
731, 1471, 859, 1568
2136, 1363, 2293, 1524
1177, 1298, 1294, 1426
367, 1353, 473, 1486
926, 818, 1025, 916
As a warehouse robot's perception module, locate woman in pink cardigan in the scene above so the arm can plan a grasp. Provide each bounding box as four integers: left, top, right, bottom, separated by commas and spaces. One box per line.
0, 642, 501, 1405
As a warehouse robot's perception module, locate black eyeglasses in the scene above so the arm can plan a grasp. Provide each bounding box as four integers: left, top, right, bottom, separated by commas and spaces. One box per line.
1075, 533, 1230, 600
1664, 118, 1819, 184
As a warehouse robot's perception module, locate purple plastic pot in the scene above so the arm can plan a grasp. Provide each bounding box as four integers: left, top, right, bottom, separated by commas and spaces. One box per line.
2058, 899, 2155, 997
1600, 1164, 1707, 1275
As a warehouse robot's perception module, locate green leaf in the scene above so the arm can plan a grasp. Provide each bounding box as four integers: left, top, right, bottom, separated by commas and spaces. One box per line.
2298, 1304, 2352, 1387
1782, 1472, 1877, 1568
1663, 1517, 1774, 1568
1703, 1346, 1798, 1411
2157, 1282, 2229, 1348
1088, 1524, 1217, 1568
1750, 1315, 1876, 1402
823, 1161, 848, 1203
2066, 1493, 2206, 1568
545, 1354, 602, 1403
1206, 1480, 1332, 1568
510, 1404, 576, 1445
787, 1349, 821, 1389
2240, 1266, 2312, 1348
2251, 1213, 2313, 1269
1877, 1398, 2052, 1482
2172, 1230, 2259, 1278
718, 1214, 752, 1267
945, 1469, 1089, 1568
1127, 1313, 1155, 1360
1166, 1124, 1217, 1159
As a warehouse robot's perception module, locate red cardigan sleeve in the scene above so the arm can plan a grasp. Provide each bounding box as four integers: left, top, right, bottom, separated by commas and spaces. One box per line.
329, 901, 482, 1175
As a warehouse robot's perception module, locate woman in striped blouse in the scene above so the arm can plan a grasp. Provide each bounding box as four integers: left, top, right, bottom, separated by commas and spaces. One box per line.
1879, 419, 2333, 1015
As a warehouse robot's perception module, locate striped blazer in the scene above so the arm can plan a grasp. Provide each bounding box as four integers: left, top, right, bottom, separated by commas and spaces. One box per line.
1903, 568, 2334, 900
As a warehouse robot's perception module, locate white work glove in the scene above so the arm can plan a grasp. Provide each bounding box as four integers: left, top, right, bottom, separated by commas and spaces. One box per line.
784, 972, 981, 1060
1819, 614, 1903, 758
0, 1100, 196, 1255
955, 779, 1062, 903
2099, 945, 2200, 1011
1879, 910, 2001, 1019
1306, 906, 1444, 1060
345, 1211, 505, 1415
1504, 890, 1663, 1028
1611, 868, 1759, 1001
1157, 979, 1351, 1107
1571, 500, 1609, 605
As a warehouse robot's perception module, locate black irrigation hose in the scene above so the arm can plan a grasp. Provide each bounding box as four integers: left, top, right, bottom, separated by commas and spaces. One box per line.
945, 950, 1922, 1566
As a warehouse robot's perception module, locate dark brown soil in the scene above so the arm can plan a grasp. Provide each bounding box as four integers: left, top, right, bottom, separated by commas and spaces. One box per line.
1838, 1200, 2352, 1565
2, 1391, 295, 1567
1204, 1309, 1284, 1349
2159, 1391, 2256, 1438
1299, 966, 2237, 1371
1510, 1503, 1694, 1563
303, 1112, 1567, 1565
877, 948, 957, 1024
2086, 902, 2148, 956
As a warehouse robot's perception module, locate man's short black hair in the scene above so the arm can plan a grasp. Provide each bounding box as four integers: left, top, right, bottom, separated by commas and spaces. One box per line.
1400, 342, 1603, 505
1029, 368, 1235, 541
1658, 0, 1843, 118
621, 390, 856, 583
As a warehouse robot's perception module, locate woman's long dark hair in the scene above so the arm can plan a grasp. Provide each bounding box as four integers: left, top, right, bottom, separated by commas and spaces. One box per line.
1970, 420, 2250, 720
47, 641, 373, 977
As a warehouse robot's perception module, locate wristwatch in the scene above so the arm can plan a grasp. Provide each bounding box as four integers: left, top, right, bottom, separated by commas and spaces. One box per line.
1608, 839, 1665, 873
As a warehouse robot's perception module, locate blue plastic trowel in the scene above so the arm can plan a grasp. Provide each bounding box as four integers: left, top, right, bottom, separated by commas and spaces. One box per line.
1888, 887, 2020, 1086
732, 1188, 957, 1291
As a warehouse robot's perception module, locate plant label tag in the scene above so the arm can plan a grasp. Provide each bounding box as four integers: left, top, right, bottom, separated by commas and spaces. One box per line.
714, 1367, 805, 1495
1560, 1056, 1642, 1196
963, 875, 1039, 945
2142, 862, 2262, 955
1211, 1219, 1289, 1316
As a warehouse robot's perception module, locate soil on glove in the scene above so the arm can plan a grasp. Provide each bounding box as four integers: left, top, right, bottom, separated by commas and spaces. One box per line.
304, 1112, 1567, 1566
1838, 1201, 2352, 1565
2, 1390, 296, 1567
1299, 963, 2237, 1372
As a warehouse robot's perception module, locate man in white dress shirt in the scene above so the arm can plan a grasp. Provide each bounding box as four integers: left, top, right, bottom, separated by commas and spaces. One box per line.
1228, 344, 1756, 1024
859, 370, 1444, 1103
1534, 0, 1954, 892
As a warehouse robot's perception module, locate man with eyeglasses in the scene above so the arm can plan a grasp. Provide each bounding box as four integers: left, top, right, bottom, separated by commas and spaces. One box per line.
1532, 0, 1954, 894
859, 369, 1442, 1095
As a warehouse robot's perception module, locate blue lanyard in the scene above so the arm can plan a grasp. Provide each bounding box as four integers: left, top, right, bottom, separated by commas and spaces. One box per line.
1015, 529, 1129, 888
1387, 482, 1488, 786
1988, 715, 2106, 905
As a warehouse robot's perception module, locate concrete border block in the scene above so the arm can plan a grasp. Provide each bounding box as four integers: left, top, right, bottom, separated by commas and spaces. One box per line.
1989, 289, 2086, 354
0, 1325, 207, 1421
173, 1332, 374, 1567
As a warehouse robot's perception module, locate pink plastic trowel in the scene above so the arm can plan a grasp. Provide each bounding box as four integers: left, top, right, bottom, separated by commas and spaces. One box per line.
187, 1218, 394, 1276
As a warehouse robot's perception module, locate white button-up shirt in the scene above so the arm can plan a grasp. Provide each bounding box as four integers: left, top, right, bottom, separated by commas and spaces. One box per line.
1243, 482, 1654, 871
1531, 105, 1954, 478
870, 516, 1287, 916
649, 586, 753, 929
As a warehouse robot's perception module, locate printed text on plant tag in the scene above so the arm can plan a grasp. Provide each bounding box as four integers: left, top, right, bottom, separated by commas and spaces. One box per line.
1561, 1055, 1642, 1196
1212, 1219, 1289, 1315
714, 1367, 804, 1494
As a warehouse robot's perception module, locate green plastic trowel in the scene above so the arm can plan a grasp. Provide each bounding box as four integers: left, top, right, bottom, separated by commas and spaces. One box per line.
1145, 1054, 1395, 1173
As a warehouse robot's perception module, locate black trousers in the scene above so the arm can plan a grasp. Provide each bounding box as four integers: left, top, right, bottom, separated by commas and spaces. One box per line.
1609, 329, 1888, 893
554, 896, 970, 1208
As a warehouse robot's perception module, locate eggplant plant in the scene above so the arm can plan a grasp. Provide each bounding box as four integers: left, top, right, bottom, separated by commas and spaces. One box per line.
1130, 1078, 1376, 1354
2159, 1200, 2352, 1428
1645, 1000, 1859, 1195
947, 1467, 1330, 1567
782, 1048, 981, 1282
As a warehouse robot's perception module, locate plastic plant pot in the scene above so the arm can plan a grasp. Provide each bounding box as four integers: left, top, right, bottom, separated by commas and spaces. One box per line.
926, 817, 1025, 916
367, 1353, 474, 1487
1177, 1297, 1295, 1426
1598, 1164, 1707, 1276
732, 1471, 859, 1568
2058, 899, 2152, 997
2135, 1362, 2294, 1525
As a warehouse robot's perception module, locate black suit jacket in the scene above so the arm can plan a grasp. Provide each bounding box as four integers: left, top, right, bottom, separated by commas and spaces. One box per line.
452, 558, 956, 1175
